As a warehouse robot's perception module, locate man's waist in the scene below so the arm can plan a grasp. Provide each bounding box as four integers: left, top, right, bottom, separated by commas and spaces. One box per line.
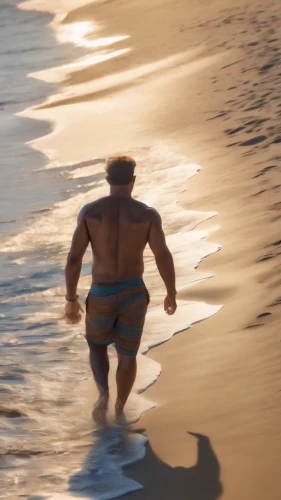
92, 281, 126, 287
90, 277, 145, 296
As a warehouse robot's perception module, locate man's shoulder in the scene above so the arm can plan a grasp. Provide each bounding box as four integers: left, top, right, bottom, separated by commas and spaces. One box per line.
79, 197, 160, 221
78, 199, 105, 220
142, 203, 160, 219
133, 200, 161, 221
131, 198, 153, 210
80, 197, 109, 214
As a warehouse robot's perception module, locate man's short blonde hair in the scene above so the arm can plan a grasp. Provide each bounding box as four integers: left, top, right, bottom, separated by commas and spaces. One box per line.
106, 156, 136, 185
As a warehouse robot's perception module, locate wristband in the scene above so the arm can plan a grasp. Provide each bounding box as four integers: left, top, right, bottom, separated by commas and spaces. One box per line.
65, 295, 79, 302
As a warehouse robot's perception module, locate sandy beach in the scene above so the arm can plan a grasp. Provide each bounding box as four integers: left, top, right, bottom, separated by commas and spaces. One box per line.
124, 1, 281, 497
2, 0, 281, 498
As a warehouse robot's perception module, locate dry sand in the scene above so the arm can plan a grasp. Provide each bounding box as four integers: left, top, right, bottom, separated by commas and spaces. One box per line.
21, 0, 281, 498
124, 2, 281, 498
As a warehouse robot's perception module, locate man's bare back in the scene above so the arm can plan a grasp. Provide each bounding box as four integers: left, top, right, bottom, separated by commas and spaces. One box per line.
64, 155, 177, 424
83, 195, 154, 283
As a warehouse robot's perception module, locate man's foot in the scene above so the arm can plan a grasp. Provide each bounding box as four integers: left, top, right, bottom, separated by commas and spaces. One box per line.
92, 394, 109, 425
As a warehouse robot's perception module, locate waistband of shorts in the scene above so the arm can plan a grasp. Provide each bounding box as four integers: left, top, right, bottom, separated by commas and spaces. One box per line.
89, 277, 144, 296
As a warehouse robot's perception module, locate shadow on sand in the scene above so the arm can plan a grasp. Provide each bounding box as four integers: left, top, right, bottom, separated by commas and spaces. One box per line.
68, 429, 222, 500
126, 431, 223, 500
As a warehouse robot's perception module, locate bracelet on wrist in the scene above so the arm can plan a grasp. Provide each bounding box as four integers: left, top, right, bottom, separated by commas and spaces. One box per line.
65, 295, 79, 302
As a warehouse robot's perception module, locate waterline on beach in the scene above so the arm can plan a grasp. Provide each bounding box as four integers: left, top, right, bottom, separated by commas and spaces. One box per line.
0, 3, 223, 498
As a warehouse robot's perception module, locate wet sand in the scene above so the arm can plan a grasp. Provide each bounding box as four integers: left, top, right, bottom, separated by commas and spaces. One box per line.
18, 0, 281, 498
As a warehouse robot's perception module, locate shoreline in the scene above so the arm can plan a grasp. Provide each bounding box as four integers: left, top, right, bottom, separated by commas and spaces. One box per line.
6, 0, 281, 498
5, 2, 225, 499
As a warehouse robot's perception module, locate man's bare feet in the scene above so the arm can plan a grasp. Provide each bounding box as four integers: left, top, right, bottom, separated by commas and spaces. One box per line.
92, 394, 109, 425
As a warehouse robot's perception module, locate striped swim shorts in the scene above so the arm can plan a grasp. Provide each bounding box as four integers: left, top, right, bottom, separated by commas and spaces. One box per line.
85, 278, 150, 356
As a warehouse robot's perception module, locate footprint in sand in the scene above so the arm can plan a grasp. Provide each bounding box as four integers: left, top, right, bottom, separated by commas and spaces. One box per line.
257, 312, 272, 318
225, 126, 245, 135
253, 190, 266, 196
260, 62, 276, 73
270, 202, 281, 210
259, 253, 281, 262
239, 135, 267, 146
269, 297, 281, 307
272, 137, 281, 144
253, 165, 278, 178
227, 142, 241, 147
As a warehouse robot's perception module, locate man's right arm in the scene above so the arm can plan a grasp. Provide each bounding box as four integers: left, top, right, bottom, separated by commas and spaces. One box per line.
148, 209, 177, 315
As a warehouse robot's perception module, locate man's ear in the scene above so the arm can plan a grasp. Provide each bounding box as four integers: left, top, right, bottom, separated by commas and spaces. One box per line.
132, 175, 136, 184
106, 176, 111, 185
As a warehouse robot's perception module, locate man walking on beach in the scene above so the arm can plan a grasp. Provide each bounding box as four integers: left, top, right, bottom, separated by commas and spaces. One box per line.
64, 156, 177, 424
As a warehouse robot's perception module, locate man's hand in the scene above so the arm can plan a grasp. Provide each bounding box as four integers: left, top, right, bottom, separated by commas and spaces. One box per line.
164, 294, 177, 315
64, 300, 84, 324
148, 210, 177, 314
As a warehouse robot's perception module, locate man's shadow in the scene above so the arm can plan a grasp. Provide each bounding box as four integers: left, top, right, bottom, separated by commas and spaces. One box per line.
127, 431, 223, 500
68, 429, 223, 500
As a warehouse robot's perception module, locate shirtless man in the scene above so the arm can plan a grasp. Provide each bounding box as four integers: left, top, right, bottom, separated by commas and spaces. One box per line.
64, 156, 177, 424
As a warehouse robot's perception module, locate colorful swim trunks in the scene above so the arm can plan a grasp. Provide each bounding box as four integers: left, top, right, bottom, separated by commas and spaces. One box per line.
85, 278, 149, 356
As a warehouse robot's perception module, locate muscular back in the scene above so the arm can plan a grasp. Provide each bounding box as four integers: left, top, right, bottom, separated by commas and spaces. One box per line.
66, 192, 175, 312
83, 196, 152, 282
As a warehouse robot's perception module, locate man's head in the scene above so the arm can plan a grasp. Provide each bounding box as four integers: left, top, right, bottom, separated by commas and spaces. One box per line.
105, 156, 136, 193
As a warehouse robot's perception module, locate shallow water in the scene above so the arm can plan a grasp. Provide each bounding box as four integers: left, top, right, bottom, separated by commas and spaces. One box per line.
0, 3, 221, 499
0, 0, 85, 236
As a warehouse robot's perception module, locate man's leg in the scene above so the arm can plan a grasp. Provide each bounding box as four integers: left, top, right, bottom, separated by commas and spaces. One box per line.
115, 352, 137, 422
114, 283, 148, 422
89, 344, 110, 424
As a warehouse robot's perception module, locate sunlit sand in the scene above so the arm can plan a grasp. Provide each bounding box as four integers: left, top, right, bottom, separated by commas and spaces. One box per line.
2, 0, 281, 498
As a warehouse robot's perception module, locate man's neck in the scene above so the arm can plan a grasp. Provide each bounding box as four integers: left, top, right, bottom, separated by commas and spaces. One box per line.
110, 187, 132, 198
